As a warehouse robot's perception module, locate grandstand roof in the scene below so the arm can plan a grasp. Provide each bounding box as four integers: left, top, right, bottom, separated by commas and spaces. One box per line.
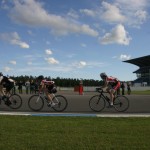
133, 66, 150, 73
124, 55, 150, 67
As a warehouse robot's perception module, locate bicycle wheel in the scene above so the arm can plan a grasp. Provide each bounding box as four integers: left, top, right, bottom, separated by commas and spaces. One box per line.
89, 95, 106, 112
28, 95, 44, 111
9, 94, 22, 109
52, 95, 68, 112
114, 96, 129, 112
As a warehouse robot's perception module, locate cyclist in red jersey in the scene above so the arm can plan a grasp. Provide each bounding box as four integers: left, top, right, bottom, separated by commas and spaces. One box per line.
100, 73, 120, 106
37, 75, 57, 107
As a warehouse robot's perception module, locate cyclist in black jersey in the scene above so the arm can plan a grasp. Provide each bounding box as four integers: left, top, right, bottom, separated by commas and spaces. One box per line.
0, 72, 15, 105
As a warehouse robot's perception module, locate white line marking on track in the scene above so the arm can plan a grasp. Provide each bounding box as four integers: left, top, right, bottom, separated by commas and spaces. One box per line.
1, 111, 150, 117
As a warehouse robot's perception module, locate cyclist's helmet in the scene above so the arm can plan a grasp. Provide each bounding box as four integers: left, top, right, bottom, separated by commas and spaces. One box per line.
100, 72, 107, 79
37, 75, 44, 81
0, 72, 3, 76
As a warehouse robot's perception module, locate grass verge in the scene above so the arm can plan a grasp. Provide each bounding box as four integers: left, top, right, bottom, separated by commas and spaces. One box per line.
130, 90, 150, 95
0, 116, 150, 150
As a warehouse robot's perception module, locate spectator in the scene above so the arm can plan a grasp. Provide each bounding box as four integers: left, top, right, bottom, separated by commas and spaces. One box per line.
127, 82, 131, 95
34, 81, 39, 94
30, 80, 35, 94
18, 81, 23, 94
25, 80, 30, 94
121, 82, 125, 95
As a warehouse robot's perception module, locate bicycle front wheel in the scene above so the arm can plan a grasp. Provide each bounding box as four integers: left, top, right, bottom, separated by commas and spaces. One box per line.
89, 95, 106, 112
9, 94, 22, 109
28, 95, 44, 111
52, 95, 68, 112
114, 96, 129, 112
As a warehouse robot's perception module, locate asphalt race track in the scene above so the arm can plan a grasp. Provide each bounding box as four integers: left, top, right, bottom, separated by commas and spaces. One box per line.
0, 91, 150, 115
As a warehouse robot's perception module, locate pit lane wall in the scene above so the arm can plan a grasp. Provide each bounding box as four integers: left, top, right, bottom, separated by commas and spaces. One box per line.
58, 86, 150, 92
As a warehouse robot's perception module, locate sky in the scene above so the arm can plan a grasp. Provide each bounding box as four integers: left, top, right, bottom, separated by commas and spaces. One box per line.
0, 0, 150, 81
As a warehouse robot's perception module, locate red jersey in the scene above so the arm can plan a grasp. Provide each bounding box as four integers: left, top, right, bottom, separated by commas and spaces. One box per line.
106, 76, 120, 90
41, 80, 55, 85
106, 76, 119, 84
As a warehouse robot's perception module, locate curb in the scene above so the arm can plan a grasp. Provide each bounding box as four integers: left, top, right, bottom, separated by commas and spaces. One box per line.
0, 111, 150, 117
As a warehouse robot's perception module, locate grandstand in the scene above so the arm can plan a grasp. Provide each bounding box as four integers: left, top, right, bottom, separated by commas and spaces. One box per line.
124, 55, 150, 86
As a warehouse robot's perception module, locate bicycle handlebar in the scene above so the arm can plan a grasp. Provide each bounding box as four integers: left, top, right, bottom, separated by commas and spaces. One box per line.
96, 87, 103, 92
96, 87, 108, 93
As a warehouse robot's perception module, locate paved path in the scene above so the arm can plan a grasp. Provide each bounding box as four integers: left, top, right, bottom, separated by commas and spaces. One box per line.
0, 91, 150, 117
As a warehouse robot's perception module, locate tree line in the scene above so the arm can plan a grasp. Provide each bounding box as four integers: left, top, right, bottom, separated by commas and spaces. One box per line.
9, 75, 103, 87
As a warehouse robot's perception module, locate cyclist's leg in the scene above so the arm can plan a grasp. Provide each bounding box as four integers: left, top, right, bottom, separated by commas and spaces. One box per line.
0, 85, 5, 96
44, 88, 55, 106
111, 82, 121, 105
109, 89, 115, 106
4, 84, 13, 105
5, 82, 14, 97
106, 86, 114, 106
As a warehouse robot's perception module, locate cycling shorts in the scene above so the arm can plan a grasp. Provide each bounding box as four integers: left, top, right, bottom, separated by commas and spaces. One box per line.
108, 81, 120, 91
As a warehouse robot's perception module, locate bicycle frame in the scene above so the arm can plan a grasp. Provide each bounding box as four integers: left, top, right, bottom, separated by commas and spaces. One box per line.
37, 93, 59, 104
96, 88, 111, 104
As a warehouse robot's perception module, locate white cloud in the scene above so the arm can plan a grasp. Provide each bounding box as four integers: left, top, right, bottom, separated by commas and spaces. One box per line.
67, 9, 79, 19
80, 9, 96, 17
81, 0, 149, 28
45, 57, 59, 64
9, 0, 98, 37
3, 67, 12, 72
119, 54, 131, 61
101, 1, 126, 23
72, 61, 87, 68
79, 61, 87, 67
113, 0, 149, 27
9, 60, 17, 65
100, 24, 131, 45
45, 49, 53, 55
0, 32, 29, 48
115, 0, 148, 10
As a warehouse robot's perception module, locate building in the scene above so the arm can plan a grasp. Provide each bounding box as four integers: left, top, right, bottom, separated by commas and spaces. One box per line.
124, 55, 150, 86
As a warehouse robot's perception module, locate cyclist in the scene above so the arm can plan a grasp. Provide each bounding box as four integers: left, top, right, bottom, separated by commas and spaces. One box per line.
37, 75, 57, 107
0, 72, 15, 106
100, 72, 120, 106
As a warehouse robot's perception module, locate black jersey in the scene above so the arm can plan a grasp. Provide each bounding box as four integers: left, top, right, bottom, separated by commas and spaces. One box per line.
0, 76, 14, 85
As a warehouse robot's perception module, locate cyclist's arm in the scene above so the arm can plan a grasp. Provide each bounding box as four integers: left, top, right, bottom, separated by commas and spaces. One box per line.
101, 79, 108, 89
38, 82, 44, 93
0, 84, 5, 96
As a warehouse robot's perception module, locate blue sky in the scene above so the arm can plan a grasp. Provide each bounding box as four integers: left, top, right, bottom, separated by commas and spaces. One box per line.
0, 0, 150, 81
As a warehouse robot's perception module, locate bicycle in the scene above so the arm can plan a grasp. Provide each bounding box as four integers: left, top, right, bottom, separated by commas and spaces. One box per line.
0, 93, 22, 109
28, 93, 68, 112
89, 88, 129, 112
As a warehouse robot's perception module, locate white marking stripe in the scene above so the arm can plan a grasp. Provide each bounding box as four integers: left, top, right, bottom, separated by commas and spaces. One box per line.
0, 111, 150, 117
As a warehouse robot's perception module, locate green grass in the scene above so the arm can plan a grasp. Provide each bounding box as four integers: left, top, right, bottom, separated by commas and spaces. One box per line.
0, 116, 150, 150
130, 90, 150, 95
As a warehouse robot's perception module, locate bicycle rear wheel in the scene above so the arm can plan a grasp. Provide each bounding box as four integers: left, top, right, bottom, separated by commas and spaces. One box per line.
114, 96, 129, 112
52, 95, 68, 112
9, 94, 22, 109
89, 95, 106, 112
28, 95, 44, 111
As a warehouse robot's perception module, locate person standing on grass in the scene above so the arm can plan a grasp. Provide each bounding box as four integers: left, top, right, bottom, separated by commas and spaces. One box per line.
121, 82, 125, 95
30, 80, 35, 94
25, 80, 30, 94
127, 82, 131, 95
18, 81, 23, 94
